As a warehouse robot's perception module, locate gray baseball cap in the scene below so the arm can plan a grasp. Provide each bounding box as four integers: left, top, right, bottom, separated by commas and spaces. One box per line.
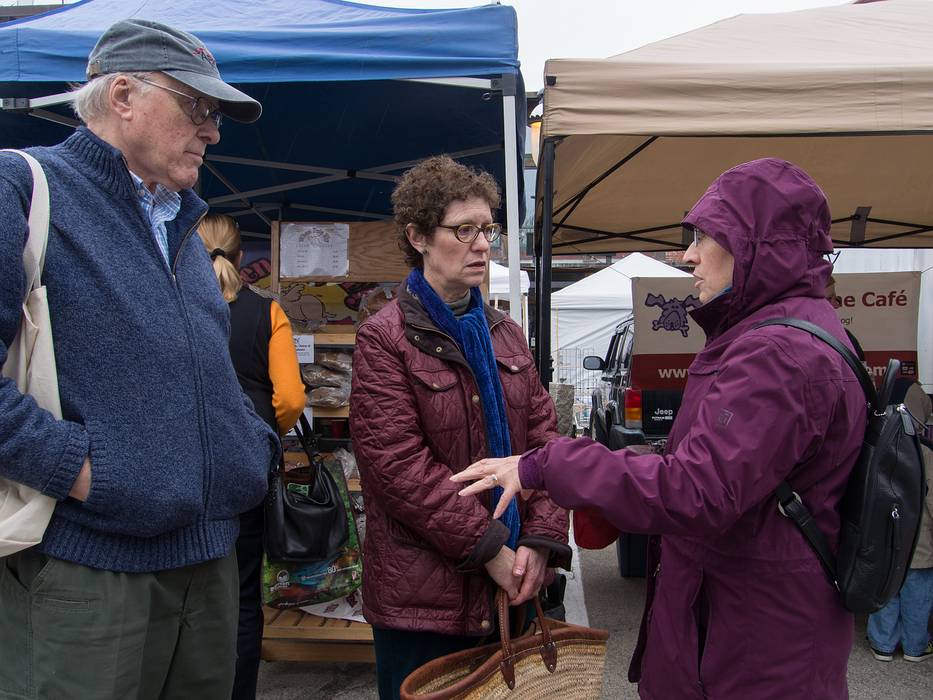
86, 19, 261, 123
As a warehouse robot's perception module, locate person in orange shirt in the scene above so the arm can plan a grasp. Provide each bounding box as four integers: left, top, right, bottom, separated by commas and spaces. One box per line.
198, 214, 305, 699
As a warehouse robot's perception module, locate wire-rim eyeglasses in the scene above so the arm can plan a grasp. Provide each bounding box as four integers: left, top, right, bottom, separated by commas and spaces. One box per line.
134, 76, 223, 128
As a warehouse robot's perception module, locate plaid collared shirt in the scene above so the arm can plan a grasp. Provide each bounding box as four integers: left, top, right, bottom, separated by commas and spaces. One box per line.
129, 172, 182, 265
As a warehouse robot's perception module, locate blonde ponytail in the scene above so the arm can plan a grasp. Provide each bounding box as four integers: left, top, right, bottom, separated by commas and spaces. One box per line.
197, 214, 243, 302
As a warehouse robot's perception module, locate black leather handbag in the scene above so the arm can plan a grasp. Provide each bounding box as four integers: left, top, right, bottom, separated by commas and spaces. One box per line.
264, 413, 349, 563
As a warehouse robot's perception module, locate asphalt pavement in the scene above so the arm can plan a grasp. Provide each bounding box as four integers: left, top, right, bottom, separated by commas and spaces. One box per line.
578, 543, 933, 700
257, 542, 933, 699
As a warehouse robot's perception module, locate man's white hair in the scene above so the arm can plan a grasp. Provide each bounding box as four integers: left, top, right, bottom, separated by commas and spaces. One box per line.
70, 72, 152, 124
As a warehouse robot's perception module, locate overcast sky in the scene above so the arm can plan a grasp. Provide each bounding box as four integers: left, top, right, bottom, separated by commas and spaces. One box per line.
357, 0, 850, 90
4, 0, 852, 91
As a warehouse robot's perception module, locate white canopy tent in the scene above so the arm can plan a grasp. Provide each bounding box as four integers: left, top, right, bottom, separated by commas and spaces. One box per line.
489, 261, 531, 334
490, 260, 530, 296
550, 253, 690, 391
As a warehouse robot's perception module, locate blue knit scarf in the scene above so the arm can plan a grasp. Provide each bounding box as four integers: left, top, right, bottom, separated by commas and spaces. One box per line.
407, 268, 521, 550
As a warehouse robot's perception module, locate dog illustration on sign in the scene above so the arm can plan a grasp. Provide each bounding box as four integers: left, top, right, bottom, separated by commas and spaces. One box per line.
645, 293, 702, 337
281, 283, 332, 332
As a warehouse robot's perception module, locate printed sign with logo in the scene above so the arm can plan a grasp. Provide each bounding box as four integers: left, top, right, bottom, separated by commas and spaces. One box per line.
631, 272, 921, 391
830, 271, 920, 380
631, 277, 706, 390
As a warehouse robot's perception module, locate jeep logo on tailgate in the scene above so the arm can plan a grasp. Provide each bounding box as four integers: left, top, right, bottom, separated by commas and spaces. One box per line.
643, 390, 683, 433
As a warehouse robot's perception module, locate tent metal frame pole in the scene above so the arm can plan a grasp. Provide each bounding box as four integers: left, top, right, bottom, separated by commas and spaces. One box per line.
214, 200, 390, 220
27, 109, 79, 128
208, 173, 348, 205
217, 203, 279, 217
536, 137, 556, 384
856, 226, 933, 245
551, 136, 658, 224
1, 92, 80, 127
287, 203, 391, 220
400, 77, 495, 90
206, 144, 504, 206
2, 91, 73, 109
500, 73, 522, 325
552, 222, 684, 250
202, 161, 272, 226
359, 144, 503, 172
848, 206, 871, 245
205, 154, 399, 182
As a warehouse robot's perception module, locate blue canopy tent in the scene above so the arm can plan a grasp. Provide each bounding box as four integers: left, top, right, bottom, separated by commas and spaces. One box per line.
0, 0, 528, 318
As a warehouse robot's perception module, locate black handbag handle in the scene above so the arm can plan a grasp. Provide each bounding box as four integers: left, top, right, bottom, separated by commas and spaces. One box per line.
295, 412, 316, 455
265, 411, 349, 563
280, 413, 322, 482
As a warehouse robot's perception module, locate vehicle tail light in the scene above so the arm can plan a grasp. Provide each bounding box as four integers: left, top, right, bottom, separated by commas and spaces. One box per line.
623, 388, 643, 430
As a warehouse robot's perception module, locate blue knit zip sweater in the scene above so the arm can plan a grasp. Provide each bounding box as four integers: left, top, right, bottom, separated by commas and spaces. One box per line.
0, 128, 279, 572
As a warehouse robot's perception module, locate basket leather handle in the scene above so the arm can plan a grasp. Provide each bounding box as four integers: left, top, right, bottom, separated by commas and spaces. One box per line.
495, 588, 558, 689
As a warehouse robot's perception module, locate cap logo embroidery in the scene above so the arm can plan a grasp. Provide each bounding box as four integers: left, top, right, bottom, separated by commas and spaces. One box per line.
192, 47, 216, 68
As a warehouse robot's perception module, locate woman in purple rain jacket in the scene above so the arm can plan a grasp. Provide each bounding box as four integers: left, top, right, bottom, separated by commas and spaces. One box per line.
454, 158, 866, 699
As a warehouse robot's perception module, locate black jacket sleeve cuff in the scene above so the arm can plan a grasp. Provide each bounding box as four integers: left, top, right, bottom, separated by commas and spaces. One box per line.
456, 518, 510, 572
517, 535, 573, 571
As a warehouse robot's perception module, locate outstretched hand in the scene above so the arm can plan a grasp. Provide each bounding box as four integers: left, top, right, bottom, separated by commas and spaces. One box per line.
451, 455, 523, 519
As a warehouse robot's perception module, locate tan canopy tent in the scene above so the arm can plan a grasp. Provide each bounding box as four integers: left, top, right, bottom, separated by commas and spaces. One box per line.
532, 0, 933, 376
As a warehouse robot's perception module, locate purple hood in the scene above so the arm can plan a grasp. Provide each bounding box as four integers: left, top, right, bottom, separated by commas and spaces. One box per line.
684, 158, 834, 341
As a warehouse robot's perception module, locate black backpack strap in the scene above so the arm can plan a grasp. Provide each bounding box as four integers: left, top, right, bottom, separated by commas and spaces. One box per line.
754, 317, 876, 589
775, 482, 839, 589
754, 318, 878, 409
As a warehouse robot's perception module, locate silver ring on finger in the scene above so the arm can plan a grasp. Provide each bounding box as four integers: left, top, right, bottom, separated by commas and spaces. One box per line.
489, 473, 499, 485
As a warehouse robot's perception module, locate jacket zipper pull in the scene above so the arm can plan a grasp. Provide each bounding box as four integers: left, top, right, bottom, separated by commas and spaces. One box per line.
891, 504, 901, 561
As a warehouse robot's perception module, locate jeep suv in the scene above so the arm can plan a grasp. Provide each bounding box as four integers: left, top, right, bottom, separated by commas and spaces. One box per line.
584, 316, 684, 452
583, 316, 686, 578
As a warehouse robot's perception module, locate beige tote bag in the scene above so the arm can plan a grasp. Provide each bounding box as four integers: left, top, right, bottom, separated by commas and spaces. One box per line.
0, 150, 60, 557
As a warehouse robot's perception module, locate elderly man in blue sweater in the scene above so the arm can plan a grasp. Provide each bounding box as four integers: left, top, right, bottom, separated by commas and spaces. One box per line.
0, 20, 279, 698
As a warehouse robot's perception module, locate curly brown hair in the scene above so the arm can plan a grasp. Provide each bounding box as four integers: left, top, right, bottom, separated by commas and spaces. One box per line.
391, 155, 501, 269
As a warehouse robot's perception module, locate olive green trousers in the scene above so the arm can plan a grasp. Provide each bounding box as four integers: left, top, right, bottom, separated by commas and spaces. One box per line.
0, 548, 238, 699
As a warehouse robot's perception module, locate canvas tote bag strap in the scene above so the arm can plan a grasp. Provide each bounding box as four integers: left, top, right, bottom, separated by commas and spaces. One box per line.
0, 148, 60, 416
3, 150, 51, 294
0, 149, 57, 558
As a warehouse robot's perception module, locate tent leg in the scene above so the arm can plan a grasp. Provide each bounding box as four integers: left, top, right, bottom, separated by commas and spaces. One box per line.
502, 85, 523, 325
522, 294, 529, 338
535, 138, 557, 385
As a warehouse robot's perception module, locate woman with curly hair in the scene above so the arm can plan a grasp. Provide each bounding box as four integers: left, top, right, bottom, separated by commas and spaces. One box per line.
349, 156, 571, 699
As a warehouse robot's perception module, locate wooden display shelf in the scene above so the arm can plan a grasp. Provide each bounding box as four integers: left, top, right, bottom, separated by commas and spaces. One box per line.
313, 331, 357, 346
262, 607, 374, 663
270, 219, 379, 665
271, 220, 407, 292
311, 405, 349, 419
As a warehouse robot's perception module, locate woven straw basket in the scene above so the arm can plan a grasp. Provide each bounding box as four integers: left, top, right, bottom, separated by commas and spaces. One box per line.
400, 591, 609, 699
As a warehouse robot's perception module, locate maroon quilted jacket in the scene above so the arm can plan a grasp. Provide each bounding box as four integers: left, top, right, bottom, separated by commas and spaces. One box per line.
349, 285, 570, 635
